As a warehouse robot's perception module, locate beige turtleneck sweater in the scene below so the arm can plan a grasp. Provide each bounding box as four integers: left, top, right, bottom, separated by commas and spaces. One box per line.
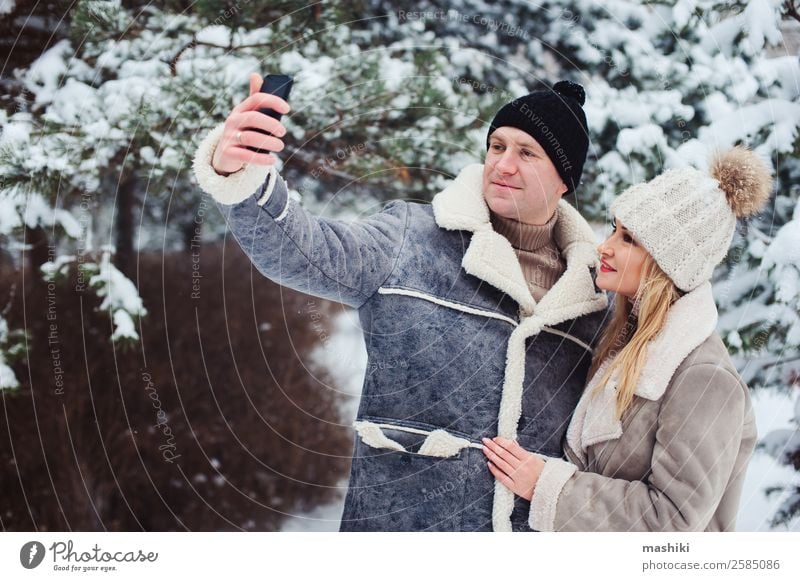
490, 209, 565, 302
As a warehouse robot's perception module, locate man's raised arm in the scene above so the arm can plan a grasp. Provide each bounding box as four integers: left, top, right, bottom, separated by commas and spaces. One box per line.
192, 73, 409, 308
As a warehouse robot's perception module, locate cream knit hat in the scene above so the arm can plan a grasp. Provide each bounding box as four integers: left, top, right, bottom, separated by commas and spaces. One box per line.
611, 147, 773, 292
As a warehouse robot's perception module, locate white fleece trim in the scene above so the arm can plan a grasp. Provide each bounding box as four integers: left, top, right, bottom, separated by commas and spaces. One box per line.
462, 228, 537, 315
367, 422, 432, 437
529, 457, 578, 532
564, 281, 719, 461
274, 198, 291, 222
533, 203, 608, 327
256, 165, 280, 207
417, 429, 475, 457
491, 318, 541, 531
492, 481, 515, 532
541, 326, 593, 353
192, 122, 272, 205
562, 357, 620, 465
353, 421, 405, 452
634, 281, 717, 400
431, 164, 490, 232
377, 287, 518, 327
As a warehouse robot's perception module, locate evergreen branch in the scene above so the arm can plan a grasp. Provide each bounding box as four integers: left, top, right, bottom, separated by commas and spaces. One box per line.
167, 37, 279, 76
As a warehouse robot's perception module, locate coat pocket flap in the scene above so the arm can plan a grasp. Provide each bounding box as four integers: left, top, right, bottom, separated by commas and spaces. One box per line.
418, 429, 473, 458
353, 420, 405, 452
353, 420, 476, 458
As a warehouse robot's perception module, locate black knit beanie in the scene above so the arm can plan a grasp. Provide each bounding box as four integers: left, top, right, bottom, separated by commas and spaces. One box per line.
486, 80, 589, 194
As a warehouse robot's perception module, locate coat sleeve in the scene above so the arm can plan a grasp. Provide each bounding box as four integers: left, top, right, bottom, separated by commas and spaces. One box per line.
528, 363, 748, 531
192, 123, 410, 309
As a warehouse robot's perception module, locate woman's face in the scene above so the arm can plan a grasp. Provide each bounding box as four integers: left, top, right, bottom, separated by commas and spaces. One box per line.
596, 217, 649, 298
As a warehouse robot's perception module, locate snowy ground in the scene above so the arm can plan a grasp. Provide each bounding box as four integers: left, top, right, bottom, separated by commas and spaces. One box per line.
736, 388, 800, 531
282, 310, 800, 532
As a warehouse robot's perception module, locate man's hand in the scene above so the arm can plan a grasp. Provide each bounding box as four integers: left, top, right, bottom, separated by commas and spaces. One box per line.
211, 72, 291, 175
482, 436, 545, 501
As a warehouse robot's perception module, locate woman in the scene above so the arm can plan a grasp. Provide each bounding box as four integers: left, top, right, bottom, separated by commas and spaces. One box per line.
481, 146, 773, 531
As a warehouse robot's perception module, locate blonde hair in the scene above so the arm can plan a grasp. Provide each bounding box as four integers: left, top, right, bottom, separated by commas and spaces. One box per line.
589, 253, 683, 420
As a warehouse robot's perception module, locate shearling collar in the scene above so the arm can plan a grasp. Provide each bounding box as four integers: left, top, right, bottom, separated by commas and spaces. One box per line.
565, 281, 719, 461
431, 163, 606, 324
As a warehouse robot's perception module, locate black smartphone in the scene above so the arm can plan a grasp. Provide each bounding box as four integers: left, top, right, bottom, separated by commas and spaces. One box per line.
247, 74, 293, 154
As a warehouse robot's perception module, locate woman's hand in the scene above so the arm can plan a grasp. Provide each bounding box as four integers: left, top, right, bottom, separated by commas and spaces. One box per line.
482, 436, 545, 501
211, 72, 291, 175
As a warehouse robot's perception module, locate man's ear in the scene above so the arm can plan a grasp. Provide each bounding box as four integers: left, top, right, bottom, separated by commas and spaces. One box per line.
557, 180, 568, 196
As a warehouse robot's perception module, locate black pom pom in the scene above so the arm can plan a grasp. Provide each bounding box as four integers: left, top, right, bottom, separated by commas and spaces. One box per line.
553, 80, 585, 105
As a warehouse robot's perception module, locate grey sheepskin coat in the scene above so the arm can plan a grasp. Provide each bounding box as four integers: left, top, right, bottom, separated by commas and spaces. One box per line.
193, 123, 609, 531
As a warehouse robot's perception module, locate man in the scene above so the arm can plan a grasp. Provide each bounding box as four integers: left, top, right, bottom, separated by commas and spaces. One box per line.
192, 74, 608, 531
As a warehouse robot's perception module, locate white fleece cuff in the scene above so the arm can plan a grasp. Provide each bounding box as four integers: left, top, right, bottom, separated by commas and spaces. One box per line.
192, 122, 272, 205
528, 457, 577, 532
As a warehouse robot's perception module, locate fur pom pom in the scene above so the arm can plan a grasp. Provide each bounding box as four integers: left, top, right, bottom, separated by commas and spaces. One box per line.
710, 146, 772, 218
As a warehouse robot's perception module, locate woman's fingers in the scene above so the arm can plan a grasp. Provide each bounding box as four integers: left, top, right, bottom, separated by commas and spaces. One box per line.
487, 461, 515, 490
482, 438, 517, 476
493, 437, 529, 462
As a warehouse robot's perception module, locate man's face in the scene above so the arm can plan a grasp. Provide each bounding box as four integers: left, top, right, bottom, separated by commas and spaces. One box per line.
482, 126, 567, 225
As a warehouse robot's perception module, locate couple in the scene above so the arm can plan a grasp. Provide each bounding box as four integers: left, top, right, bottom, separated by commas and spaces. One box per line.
192, 74, 772, 532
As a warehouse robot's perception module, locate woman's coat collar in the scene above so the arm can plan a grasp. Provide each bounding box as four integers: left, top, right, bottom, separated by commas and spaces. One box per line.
566, 281, 719, 461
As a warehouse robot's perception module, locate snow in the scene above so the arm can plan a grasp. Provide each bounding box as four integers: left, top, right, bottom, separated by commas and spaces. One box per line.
742, 0, 784, 53
0, 192, 23, 235
279, 478, 350, 531
0, 119, 31, 145
0, 317, 19, 390
0, 358, 18, 390
196, 25, 232, 46
279, 51, 335, 94
43, 78, 100, 125
379, 54, 416, 92
737, 389, 800, 531
672, 0, 698, 29
700, 99, 800, 153
21, 192, 53, 229
40, 254, 76, 281
756, 57, 800, 100
55, 209, 82, 238
0, 0, 16, 17
111, 309, 138, 341
616, 124, 667, 156
763, 218, 800, 306
307, 309, 367, 422
22, 39, 72, 107
88, 252, 147, 341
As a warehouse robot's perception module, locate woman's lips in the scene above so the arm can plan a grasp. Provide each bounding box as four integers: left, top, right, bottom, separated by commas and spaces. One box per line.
600, 259, 616, 273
